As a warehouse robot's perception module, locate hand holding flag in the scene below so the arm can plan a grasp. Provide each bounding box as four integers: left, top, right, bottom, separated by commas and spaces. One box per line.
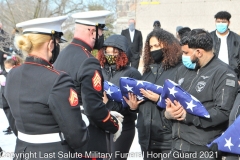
158, 79, 210, 118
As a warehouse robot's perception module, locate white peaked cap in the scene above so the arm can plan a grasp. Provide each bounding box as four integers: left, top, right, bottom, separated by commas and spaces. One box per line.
71, 10, 112, 26
16, 15, 68, 34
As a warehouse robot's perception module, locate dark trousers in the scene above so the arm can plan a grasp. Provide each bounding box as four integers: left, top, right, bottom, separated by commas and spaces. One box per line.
109, 127, 135, 160
141, 147, 172, 160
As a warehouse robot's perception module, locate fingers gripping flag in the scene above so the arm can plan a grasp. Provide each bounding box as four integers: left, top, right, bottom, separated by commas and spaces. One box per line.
158, 79, 210, 118
119, 77, 163, 102
207, 115, 240, 154
103, 81, 123, 103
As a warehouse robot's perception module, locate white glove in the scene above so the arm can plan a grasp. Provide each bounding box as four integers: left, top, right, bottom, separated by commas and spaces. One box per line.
110, 111, 124, 123
110, 111, 124, 142
81, 113, 89, 127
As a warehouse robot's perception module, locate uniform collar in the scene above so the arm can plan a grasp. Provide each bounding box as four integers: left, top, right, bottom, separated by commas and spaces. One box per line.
25, 56, 53, 68
72, 38, 92, 53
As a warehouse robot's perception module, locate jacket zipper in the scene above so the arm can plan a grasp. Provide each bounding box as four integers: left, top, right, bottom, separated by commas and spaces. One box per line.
221, 88, 224, 107
187, 69, 200, 92
179, 69, 200, 150
109, 66, 113, 78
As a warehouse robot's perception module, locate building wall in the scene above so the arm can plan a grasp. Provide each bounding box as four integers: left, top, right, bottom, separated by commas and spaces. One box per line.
116, 0, 137, 34
116, 0, 240, 42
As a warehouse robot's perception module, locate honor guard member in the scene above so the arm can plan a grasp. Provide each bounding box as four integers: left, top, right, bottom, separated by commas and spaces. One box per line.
54, 11, 123, 157
2, 16, 89, 160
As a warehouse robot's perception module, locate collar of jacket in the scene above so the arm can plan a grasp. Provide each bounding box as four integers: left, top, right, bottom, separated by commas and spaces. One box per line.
149, 63, 162, 75
72, 38, 92, 53
25, 56, 53, 68
201, 55, 216, 69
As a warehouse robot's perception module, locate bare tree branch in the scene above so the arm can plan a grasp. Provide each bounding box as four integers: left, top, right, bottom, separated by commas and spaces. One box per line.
5, 0, 16, 26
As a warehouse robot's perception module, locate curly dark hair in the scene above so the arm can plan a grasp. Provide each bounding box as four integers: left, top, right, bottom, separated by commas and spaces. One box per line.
180, 29, 213, 52
214, 11, 231, 21
143, 29, 182, 73
97, 47, 128, 70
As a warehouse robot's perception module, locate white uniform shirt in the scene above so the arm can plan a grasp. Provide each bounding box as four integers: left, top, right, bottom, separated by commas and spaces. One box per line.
216, 31, 229, 65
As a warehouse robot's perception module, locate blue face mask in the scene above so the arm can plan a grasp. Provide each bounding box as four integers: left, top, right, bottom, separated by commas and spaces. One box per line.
216, 23, 228, 33
129, 23, 135, 31
182, 55, 196, 69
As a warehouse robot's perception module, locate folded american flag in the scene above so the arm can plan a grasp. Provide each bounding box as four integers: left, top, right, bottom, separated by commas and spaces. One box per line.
119, 77, 163, 102
103, 81, 123, 103
207, 115, 240, 154
158, 79, 210, 118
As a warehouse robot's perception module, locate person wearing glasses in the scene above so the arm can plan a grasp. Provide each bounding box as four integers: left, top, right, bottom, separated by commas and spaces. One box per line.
2, 16, 89, 159
54, 11, 123, 158
97, 34, 141, 160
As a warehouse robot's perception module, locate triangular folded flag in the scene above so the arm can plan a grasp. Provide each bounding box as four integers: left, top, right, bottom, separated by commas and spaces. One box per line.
119, 77, 163, 102
103, 81, 123, 103
158, 79, 210, 118
207, 115, 240, 154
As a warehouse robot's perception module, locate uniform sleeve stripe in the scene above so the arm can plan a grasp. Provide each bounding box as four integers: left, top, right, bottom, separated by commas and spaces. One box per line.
102, 112, 110, 122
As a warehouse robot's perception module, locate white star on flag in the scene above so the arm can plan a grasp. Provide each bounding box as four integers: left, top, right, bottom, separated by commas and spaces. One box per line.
239, 138, 240, 148
137, 95, 144, 100
191, 95, 200, 102
106, 88, 114, 96
136, 80, 144, 86
107, 81, 114, 86
124, 84, 133, 92
168, 86, 178, 97
155, 85, 162, 89
224, 137, 234, 151
186, 100, 196, 112
204, 115, 210, 118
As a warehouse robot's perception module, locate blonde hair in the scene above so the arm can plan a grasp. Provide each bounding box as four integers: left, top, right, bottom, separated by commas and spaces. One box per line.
4, 55, 23, 66
15, 34, 51, 56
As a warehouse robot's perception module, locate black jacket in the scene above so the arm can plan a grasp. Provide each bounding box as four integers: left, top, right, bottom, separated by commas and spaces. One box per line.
136, 63, 181, 151
173, 56, 238, 149
102, 64, 142, 130
3, 57, 89, 157
210, 30, 240, 79
54, 38, 120, 153
121, 29, 143, 60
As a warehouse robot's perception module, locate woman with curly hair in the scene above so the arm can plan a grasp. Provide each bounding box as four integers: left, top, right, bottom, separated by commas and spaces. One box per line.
97, 34, 141, 160
124, 29, 182, 160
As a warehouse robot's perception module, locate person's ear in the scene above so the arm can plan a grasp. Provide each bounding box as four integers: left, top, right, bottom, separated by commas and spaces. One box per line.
196, 49, 203, 58
228, 20, 230, 27
47, 40, 54, 52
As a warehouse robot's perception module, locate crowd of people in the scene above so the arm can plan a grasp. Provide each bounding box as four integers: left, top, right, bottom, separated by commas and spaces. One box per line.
0, 9, 240, 160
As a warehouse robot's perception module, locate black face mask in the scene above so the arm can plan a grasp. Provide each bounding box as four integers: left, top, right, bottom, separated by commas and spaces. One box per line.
93, 34, 104, 50
50, 43, 60, 64
150, 49, 164, 63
